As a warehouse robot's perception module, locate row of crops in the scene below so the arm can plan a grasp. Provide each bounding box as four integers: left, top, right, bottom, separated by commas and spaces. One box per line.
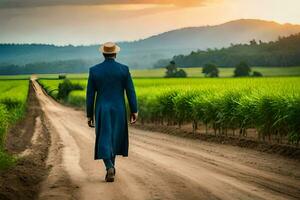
0, 80, 29, 170
38, 77, 300, 146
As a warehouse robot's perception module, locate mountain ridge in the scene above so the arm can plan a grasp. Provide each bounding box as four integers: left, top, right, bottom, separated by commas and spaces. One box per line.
1, 19, 300, 69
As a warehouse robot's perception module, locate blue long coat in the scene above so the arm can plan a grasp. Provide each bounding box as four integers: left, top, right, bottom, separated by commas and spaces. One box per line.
86, 58, 138, 160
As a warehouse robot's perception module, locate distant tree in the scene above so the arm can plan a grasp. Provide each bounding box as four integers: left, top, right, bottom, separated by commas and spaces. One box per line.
165, 61, 177, 77
202, 63, 219, 77
175, 69, 187, 78
250, 39, 257, 45
165, 61, 187, 78
234, 61, 251, 77
252, 71, 263, 77
57, 79, 84, 100
153, 59, 171, 68
210, 70, 219, 78
58, 74, 67, 79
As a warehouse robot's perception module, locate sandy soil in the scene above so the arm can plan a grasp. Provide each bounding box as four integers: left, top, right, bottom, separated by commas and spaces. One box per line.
32, 79, 300, 200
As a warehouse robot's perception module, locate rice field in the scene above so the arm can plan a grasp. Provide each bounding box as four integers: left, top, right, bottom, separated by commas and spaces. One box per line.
0, 80, 29, 170
38, 77, 300, 146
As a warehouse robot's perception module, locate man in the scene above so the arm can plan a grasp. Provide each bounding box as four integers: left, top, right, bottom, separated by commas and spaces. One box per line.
86, 42, 138, 182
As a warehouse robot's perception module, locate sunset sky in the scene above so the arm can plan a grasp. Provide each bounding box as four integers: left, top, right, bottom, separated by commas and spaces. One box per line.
1, 0, 300, 45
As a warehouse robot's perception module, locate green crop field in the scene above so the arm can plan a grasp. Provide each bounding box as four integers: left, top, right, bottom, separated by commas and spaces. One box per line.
2, 66, 299, 80
39, 77, 300, 146
0, 80, 29, 170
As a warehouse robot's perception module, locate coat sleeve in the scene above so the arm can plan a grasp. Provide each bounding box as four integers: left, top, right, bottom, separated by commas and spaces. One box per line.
86, 69, 96, 118
125, 68, 138, 113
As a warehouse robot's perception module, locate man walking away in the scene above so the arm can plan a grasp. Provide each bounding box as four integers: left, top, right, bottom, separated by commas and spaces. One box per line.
86, 42, 138, 182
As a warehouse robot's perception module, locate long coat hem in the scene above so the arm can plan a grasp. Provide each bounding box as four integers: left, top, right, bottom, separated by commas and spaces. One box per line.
94, 154, 128, 160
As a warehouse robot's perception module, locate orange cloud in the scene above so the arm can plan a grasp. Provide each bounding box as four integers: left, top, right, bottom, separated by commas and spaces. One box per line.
0, 0, 209, 9
107, 0, 207, 7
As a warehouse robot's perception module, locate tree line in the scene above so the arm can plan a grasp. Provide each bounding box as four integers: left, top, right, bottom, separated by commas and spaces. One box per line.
0, 60, 96, 75
165, 61, 263, 78
155, 33, 300, 68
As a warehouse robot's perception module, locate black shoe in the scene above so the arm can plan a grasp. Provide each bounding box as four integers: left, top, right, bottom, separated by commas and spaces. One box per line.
105, 168, 115, 182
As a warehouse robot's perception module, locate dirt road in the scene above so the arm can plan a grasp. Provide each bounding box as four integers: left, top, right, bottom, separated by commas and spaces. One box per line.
32, 80, 300, 200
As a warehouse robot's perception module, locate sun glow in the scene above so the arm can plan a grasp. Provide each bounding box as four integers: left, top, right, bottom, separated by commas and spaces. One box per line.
100, 4, 174, 11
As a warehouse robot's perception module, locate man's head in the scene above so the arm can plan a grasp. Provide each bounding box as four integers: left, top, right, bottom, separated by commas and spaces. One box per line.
103, 53, 116, 59
100, 42, 120, 59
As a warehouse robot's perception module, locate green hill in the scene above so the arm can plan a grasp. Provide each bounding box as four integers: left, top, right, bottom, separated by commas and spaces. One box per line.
154, 33, 300, 68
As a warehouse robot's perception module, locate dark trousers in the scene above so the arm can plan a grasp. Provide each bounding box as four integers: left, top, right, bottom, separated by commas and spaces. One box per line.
103, 156, 116, 170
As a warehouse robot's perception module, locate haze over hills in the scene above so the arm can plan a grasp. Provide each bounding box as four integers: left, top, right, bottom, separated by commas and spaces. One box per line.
129, 19, 300, 50
1, 19, 300, 70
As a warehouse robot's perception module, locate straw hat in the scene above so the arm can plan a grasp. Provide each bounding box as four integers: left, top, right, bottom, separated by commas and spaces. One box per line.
100, 42, 121, 54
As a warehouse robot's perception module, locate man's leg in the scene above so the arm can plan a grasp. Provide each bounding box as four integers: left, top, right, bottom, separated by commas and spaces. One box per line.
103, 158, 115, 182
103, 158, 114, 170
111, 156, 116, 174
112, 156, 116, 166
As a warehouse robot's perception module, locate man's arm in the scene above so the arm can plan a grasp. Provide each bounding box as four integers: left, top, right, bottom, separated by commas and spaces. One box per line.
86, 69, 96, 127
125, 68, 138, 124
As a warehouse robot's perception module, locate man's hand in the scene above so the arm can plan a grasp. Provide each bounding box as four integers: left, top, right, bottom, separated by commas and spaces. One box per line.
130, 112, 138, 124
87, 117, 95, 128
